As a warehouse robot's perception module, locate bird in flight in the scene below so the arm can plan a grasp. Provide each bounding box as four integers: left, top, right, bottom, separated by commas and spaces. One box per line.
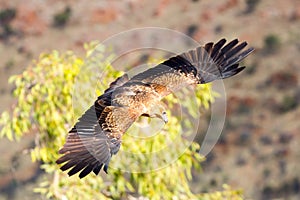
56, 38, 254, 178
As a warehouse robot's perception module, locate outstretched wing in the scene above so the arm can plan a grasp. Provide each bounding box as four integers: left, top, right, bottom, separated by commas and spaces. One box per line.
56, 107, 117, 178
129, 38, 254, 97
56, 90, 136, 178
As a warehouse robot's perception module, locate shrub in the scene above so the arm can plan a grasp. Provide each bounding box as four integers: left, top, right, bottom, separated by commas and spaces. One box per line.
0, 8, 16, 24
263, 34, 281, 54
53, 6, 72, 27
0, 8, 16, 38
279, 95, 298, 113
245, 0, 261, 14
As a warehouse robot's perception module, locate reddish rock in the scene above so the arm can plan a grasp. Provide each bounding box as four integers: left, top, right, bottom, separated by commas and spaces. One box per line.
201, 10, 213, 22
11, 6, 47, 35
153, 0, 171, 16
218, 0, 239, 13
193, 27, 209, 41
266, 71, 298, 90
89, 7, 118, 24
290, 5, 300, 20
227, 96, 257, 115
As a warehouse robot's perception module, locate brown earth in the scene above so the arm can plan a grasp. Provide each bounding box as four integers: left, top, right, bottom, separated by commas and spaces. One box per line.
0, 0, 299, 199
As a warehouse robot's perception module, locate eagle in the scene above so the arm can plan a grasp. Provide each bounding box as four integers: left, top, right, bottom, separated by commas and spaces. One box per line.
56, 38, 254, 178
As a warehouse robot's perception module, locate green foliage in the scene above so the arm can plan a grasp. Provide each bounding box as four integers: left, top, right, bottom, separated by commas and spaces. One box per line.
0, 8, 16, 24
53, 6, 72, 27
279, 95, 298, 113
263, 34, 281, 54
0, 8, 16, 38
245, 0, 261, 14
199, 184, 244, 200
0, 42, 243, 199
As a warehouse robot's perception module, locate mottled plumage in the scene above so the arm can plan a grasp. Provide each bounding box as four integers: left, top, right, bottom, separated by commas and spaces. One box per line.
56, 38, 254, 178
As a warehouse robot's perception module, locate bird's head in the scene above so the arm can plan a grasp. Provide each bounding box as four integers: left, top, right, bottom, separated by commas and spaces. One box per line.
143, 102, 168, 124
154, 110, 168, 124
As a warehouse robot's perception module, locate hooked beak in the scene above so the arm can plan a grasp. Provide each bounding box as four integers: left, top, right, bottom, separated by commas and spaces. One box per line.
161, 112, 168, 124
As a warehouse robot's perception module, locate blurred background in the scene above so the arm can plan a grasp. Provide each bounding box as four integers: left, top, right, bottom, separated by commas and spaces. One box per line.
0, 0, 299, 199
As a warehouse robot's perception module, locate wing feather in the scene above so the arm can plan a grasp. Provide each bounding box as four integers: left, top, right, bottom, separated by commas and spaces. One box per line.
104, 74, 129, 93
128, 38, 254, 97
56, 96, 123, 178
92, 163, 103, 175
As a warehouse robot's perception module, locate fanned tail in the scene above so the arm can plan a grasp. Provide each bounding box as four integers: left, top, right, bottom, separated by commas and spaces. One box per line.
180, 38, 254, 84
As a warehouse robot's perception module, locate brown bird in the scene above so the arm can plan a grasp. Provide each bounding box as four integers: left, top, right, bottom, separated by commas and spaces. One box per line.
56, 38, 254, 178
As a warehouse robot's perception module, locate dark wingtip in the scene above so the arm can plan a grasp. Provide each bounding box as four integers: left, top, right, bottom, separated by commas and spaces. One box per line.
232, 38, 239, 43
58, 148, 67, 154
79, 173, 85, 179
93, 163, 103, 175
246, 47, 255, 55
56, 159, 62, 164
217, 38, 227, 44
103, 164, 108, 174
236, 66, 246, 74
68, 171, 76, 177
56, 156, 67, 165
79, 165, 94, 179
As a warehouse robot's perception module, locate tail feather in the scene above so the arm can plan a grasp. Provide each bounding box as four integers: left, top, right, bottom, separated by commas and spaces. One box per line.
219, 39, 239, 57
211, 39, 227, 59
181, 38, 254, 84
225, 47, 254, 68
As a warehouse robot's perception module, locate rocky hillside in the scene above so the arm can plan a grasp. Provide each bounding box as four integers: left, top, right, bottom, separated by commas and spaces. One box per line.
0, 0, 299, 199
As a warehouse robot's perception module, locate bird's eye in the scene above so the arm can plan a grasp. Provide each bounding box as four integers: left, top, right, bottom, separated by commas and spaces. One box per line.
162, 111, 166, 114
